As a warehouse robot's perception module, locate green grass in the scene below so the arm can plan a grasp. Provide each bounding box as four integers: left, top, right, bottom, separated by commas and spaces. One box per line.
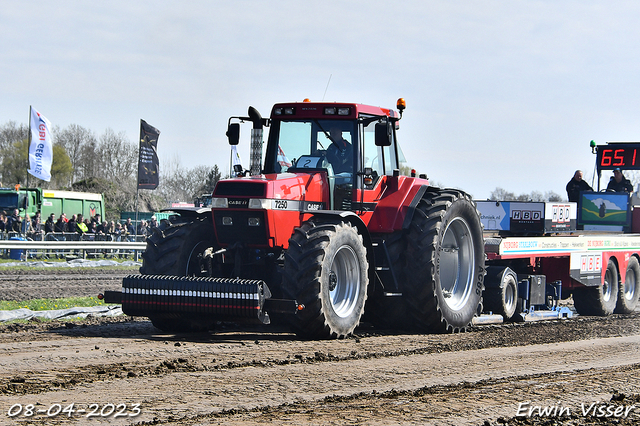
0, 296, 106, 312
0, 258, 140, 270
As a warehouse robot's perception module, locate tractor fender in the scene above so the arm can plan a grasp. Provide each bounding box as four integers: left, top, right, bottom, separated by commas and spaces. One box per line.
366, 181, 429, 233
159, 207, 212, 220
303, 210, 372, 250
400, 185, 429, 230
303, 210, 376, 293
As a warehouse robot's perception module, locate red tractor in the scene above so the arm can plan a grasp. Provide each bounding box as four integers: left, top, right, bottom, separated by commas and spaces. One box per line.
107, 99, 485, 338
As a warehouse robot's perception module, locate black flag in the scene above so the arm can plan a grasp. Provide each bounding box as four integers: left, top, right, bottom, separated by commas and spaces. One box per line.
137, 120, 160, 190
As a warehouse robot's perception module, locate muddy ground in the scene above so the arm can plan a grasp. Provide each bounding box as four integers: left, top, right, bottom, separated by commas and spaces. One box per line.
0, 267, 639, 425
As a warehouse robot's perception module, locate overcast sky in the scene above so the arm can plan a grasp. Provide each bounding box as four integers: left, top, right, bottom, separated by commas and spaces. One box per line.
2, 1, 640, 199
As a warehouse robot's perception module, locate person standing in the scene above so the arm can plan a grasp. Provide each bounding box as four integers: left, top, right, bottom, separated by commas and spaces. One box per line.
54, 214, 67, 233
7, 209, 22, 233
125, 218, 135, 237
30, 212, 43, 239
0, 211, 6, 234
566, 170, 593, 202
44, 213, 55, 234
67, 215, 77, 235
21, 214, 33, 235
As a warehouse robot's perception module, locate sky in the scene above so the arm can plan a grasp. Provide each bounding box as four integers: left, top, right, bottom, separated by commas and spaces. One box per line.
2, 1, 640, 200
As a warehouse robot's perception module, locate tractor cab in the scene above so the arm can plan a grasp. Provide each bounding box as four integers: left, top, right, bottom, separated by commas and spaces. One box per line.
227, 99, 406, 211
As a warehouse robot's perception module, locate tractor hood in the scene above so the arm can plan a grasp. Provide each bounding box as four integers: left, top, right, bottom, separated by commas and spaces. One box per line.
211, 172, 331, 248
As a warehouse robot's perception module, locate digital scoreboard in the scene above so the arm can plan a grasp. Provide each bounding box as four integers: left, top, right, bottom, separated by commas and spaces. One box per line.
596, 143, 640, 171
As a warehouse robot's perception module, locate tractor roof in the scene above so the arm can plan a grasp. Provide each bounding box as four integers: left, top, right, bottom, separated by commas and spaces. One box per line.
270, 101, 399, 120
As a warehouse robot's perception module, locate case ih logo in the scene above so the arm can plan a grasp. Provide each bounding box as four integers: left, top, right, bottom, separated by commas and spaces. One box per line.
551, 204, 571, 223
228, 199, 249, 208
512, 210, 541, 221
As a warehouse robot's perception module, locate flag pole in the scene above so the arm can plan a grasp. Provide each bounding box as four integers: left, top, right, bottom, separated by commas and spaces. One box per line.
26, 106, 31, 189
135, 187, 139, 237
135, 122, 140, 237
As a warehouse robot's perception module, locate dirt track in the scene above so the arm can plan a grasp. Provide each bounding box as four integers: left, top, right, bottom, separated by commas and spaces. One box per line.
0, 268, 640, 425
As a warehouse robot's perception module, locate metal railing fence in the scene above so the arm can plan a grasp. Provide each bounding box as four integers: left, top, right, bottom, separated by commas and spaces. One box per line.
0, 232, 147, 261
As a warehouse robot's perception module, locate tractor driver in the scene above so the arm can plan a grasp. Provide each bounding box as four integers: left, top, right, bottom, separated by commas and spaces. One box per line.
325, 127, 353, 175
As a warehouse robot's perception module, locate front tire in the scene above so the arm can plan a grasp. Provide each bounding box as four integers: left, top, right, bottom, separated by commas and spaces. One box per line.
141, 215, 216, 276
403, 188, 485, 333
283, 220, 368, 339
141, 215, 217, 332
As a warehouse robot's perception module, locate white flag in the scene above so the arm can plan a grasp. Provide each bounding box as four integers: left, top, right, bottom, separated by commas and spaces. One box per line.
28, 107, 53, 182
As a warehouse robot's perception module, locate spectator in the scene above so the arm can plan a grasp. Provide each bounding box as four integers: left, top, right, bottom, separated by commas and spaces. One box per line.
114, 222, 123, 239
76, 214, 88, 234
125, 218, 135, 236
31, 212, 43, 236
149, 215, 158, 231
607, 168, 634, 193
96, 220, 107, 234
54, 214, 67, 233
44, 213, 55, 234
22, 214, 33, 234
136, 219, 148, 238
0, 211, 6, 234
7, 209, 22, 233
67, 214, 77, 234
107, 221, 116, 234
87, 221, 97, 234
92, 213, 101, 226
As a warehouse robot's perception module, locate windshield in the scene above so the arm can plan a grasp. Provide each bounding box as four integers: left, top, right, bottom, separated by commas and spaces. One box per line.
269, 119, 356, 173
0, 193, 19, 210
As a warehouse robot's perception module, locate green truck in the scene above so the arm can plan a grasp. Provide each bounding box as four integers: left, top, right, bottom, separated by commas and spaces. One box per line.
0, 187, 105, 220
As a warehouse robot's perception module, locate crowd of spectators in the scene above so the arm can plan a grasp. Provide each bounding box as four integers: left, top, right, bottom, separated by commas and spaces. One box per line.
0, 210, 158, 241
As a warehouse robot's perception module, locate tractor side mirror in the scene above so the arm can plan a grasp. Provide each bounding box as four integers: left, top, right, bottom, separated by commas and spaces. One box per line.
375, 121, 392, 146
227, 123, 240, 145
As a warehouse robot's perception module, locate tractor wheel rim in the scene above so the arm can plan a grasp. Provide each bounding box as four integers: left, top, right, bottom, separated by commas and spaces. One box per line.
624, 268, 637, 301
329, 245, 360, 318
440, 217, 475, 311
186, 241, 210, 276
603, 268, 614, 302
504, 279, 516, 309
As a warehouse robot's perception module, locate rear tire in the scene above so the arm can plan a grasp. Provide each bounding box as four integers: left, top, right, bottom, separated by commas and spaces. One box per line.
141, 215, 218, 332
283, 219, 368, 339
403, 188, 485, 333
615, 256, 640, 313
573, 259, 619, 316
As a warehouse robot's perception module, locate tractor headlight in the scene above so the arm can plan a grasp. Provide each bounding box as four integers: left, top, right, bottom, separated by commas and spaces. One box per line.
248, 199, 270, 209
212, 197, 228, 208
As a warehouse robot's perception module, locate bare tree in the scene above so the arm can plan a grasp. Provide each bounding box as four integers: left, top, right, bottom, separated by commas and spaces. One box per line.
96, 128, 138, 184
54, 124, 97, 182
489, 187, 517, 201
0, 121, 28, 151
545, 191, 564, 202
490, 187, 567, 202
197, 165, 222, 195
